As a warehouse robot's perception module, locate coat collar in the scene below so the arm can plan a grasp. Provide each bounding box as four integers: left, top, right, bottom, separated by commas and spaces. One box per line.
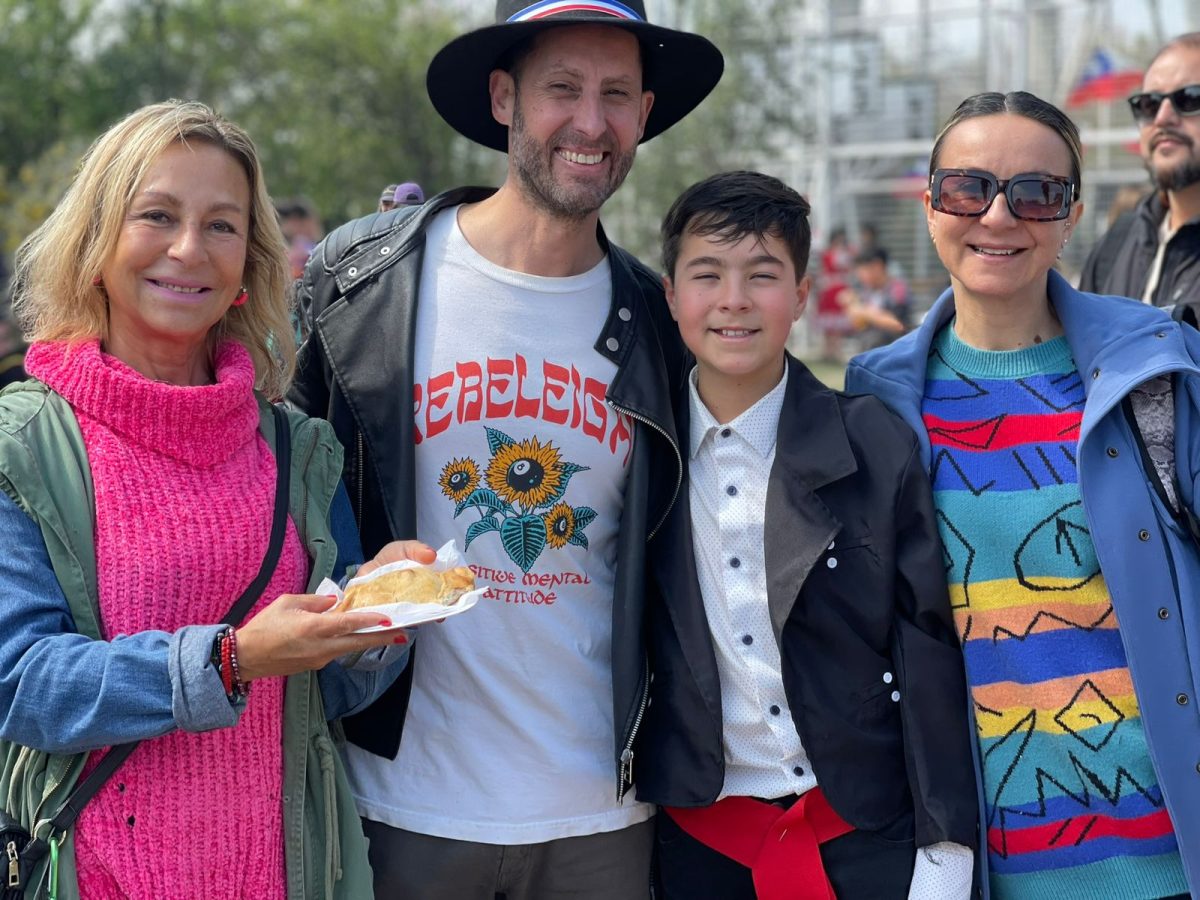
763, 356, 856, 645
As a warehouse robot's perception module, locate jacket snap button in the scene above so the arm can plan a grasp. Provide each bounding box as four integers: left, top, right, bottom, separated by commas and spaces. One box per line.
380, 246, 391, 255
347, 266, 358, 277
618, 307, 632, 321
1106, 447, 1118, 458
1156, 331, 1167, 339
1178, 693, 1190, 706
827, 557, 838, 569
1092, 368, 1101, 379
828, 540, 835, 550
890, 691, 901, 702
1159, 607, 1170, 620
1138, 529, 1151, 541
883, 672, 894, 684
606, 337, 620, 352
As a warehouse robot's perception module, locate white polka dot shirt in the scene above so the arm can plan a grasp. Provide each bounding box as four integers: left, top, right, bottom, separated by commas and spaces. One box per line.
687, 368, 816, 802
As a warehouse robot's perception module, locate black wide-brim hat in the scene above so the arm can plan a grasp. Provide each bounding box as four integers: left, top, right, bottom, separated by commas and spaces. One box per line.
427, 0, 725, 152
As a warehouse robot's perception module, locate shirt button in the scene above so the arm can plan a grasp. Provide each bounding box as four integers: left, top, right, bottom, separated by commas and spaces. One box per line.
890, 691, 901, 702
769, 705, 781, 716
742, 634, 753, 646
618, 307, 632, 322
605, 337, 620, 352
727, 485, 738, 497
826, 557, 838, 569
1092, 368, 1101, 379
720, 428, 732, 438
730, 557, 741, 568
793, 766, 805, 777
882, 672, 894, 684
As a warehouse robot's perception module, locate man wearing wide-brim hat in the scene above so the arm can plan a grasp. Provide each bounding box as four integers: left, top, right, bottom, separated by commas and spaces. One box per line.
288, 3, 723, 898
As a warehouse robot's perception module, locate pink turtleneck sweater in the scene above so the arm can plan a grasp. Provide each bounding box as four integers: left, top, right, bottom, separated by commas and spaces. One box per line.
25, 339, 305, 900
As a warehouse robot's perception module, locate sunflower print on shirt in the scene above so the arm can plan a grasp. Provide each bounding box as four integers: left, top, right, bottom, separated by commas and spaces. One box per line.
439, 426, 597, 572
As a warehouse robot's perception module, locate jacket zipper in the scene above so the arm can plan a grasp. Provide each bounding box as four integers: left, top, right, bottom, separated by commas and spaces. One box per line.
355, 431, 365, 532
606, 401, 682, 540
606, 402, 680, 801
618, 656, 650, 802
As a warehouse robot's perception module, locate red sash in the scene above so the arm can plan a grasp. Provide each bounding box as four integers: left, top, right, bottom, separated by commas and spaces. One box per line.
664, 788, 854, 900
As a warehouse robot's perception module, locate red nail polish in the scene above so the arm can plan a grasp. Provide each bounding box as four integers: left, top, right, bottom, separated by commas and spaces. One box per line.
378, 618, 393, 628
393, 635, 408, 644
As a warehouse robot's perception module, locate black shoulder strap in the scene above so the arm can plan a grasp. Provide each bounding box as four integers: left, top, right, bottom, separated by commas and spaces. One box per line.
1122, 387, 1200, 548
39, 403, 292, 841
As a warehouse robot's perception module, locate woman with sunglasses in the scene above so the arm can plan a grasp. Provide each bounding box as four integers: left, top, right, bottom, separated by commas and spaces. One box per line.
847, 91, 1198, 899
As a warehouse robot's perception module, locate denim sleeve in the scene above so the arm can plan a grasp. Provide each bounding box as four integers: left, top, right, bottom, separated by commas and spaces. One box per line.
0, 493, 242, 754
317, 482, 412, 719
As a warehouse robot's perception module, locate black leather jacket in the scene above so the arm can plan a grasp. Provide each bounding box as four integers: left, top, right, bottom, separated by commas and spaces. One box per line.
288, 187, 687, 797
1080, 192, 1200, 322
636, 358, 978, 849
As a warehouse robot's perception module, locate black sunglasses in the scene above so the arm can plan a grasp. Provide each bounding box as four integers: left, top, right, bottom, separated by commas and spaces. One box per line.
929, 168, 1077, 222
1128, 84, 1200, 124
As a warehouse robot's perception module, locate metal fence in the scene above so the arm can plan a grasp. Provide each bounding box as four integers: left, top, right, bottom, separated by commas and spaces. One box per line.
647, 0, 1199, 356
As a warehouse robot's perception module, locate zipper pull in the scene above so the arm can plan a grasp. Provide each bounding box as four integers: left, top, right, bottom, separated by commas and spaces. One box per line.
621, 747, 635, 789
6, 839, 19, 889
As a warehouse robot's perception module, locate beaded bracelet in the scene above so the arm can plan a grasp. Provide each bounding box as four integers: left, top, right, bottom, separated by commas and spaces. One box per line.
212, 626, 250, 702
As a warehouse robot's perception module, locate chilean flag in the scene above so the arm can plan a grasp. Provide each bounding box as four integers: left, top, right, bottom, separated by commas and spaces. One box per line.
1067, 48, 1143, 107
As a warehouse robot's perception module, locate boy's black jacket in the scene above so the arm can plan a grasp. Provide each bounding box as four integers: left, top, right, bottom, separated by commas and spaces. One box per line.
635, 355, 978, 849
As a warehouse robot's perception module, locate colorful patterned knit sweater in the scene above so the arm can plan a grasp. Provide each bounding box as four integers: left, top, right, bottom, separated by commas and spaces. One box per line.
25, 339, 304, 900
922, 325, 1186, 900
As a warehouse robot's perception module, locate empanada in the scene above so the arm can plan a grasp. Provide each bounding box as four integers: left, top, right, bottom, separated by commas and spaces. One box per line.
338, 565, 476, 611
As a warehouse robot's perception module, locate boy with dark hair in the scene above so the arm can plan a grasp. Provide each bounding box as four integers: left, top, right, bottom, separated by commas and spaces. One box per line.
637, 171, 978, 899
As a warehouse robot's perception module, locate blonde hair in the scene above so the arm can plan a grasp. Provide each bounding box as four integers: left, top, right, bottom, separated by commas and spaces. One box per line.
11, 100, 295, 398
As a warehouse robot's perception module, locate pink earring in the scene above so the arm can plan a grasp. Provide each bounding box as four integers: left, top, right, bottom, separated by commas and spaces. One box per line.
232, 287, 248, 307
92, 275, 103, 287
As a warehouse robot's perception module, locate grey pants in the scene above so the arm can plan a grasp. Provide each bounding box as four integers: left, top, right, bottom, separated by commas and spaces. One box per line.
362, 816, 654, 900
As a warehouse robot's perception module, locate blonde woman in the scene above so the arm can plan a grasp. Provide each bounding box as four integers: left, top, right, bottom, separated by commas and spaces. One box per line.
0, 100, 428, 899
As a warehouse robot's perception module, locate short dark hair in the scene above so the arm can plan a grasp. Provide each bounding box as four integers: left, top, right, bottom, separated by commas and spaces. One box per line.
929, 91, 1083, 192
661, 171, 812, 280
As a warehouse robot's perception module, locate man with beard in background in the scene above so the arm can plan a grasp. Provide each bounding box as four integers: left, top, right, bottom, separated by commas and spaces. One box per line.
1081, 33, 1200, 320
288, 3, 723, 898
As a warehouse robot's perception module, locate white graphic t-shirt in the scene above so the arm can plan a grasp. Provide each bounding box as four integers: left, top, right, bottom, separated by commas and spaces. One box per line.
345, 207, 653, 843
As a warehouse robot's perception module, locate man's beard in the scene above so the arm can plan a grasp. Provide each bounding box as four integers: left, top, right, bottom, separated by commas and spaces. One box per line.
1148, 130, 1200, 192
509, 101, 637, 222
